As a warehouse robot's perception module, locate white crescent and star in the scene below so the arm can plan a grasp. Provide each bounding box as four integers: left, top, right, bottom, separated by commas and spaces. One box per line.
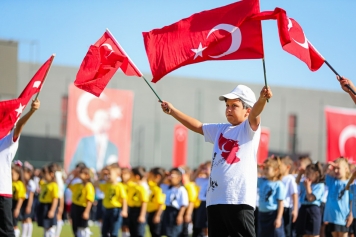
15, 103, 25, 117
101, 43, 114, 57
288, 18, 309, 49
339, 125, 356, 156
175, 127, 187, 142
191, 23, 242, 60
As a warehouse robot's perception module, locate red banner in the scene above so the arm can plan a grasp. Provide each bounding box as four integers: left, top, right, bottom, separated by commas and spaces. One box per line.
325, 106, 356, 163
172, 124, 188, 167
257, 128, 270, 164
64, 84, 133, 171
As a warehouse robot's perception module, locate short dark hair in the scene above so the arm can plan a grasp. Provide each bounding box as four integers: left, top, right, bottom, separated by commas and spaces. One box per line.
224, 98, 251, 109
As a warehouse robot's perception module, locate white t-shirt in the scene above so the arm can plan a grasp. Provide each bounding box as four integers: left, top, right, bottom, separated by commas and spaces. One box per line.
282, 174, 298, 208
164, 186, 189, 210
26, 179, 36, 199
195, 177, 209, 201
56, 171, 65, 198
202, 120, 260, 208
0, 130, 19, 197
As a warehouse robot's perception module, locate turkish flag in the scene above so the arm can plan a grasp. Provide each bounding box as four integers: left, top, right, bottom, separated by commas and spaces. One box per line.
325, 106, 356, 163
75, 30, 142, 97
257, 128, 270, 164
251, 8, 324, 71
143, 0, 263, 83
172, 124, 188, 167
0, 55, 54, 139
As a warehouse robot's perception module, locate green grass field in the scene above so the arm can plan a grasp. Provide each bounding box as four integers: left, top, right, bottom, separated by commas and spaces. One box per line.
27, 222, 152, 237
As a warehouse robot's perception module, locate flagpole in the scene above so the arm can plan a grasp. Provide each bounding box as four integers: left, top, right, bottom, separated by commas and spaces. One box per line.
141, 75, 163, 102
324, 60, 356, 95
34, 54, 56, 100
105, 28, 163, 102
262, 58, 269, 103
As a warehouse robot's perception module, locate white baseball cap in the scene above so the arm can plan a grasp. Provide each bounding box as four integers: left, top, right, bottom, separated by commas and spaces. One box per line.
219, 85, 256, 107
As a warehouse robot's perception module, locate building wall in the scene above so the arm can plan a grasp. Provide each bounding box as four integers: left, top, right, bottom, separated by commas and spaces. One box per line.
14, 61, 355, 169
0, 39, 18, 99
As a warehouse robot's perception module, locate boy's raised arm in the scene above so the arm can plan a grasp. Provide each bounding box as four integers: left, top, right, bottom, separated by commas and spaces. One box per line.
14, 99, 40, 140
161, 101, 203, 135
248, 86, 272, 131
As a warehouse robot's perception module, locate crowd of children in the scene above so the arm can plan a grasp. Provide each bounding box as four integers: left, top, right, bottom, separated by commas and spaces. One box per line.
8, 155, 356, 237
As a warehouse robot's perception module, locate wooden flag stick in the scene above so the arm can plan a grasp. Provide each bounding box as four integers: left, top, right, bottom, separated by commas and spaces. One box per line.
262, 58, 269, 103
34, 54, 56, 100
324, 60, 356, 95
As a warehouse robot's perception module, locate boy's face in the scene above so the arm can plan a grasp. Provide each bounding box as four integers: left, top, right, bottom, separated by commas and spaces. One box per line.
225, 99, 250, 126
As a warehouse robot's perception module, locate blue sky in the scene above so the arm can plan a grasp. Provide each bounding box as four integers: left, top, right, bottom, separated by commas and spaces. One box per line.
1, 1, 355, 92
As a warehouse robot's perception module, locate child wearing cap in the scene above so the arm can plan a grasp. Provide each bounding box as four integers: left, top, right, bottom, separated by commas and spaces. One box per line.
161, 85, 272, 237
0, 99, 40, 237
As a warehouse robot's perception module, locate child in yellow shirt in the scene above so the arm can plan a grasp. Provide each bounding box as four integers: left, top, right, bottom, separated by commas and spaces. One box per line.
68, 166, 95, 237
11, 163, 26, 237
99, 166, 128, 237
120, 167, 132, 237
127, 166, 149, 237
37, 164, 59, 237
147, 167, 166, 237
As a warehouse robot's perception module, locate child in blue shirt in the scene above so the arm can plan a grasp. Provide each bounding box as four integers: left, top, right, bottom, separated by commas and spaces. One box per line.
324, 157, 352, 236
295, 162, 325, 236
258, 156, 286, 237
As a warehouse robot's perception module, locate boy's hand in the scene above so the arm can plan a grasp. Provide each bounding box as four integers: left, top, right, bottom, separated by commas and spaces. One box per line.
13, 209, 20, 218
153, 214, 161, 224
138, 215, 146, 223
346, 213, 353, 227
259, 86, 273, 101
48, 210, 55, 218
30, 99, 40, 112
25, 206, 31, 214
292, 209, 298, 223
184, 214, 192, 223
337, 76, 355, 93
121, 210, 128, 218
176, 215, 183, 225
304, 178, 312, 188
274, 218, 282, 228
82, 211, 89, 220
161, 101, 173, 114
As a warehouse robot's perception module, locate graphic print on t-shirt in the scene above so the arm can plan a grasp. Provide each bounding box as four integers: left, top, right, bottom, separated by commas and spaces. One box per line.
209, 153, 218, 192
264, 187, 273, 202
338, 188, 346, 200
218, 133, 240, 164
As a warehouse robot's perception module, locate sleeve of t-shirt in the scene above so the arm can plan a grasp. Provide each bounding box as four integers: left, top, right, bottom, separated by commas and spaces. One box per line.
180, 187, 189, 207
18, 183, 26, 199
242, 119, 260, 139
202, 123, 224, 144
312, 183, 325, 201
325, 175, 334, 187
289, 177, 298, 195
86, 183, 95, 203
52, 183, 59, 199
277, 182, 286, 201
0, 130, 15, 150
28, 180, 36, 193
139, 186, 149, 203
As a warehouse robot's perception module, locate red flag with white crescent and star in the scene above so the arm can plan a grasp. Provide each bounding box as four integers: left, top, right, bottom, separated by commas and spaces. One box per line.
75, 30, 142, 97
0, 55, 54, 140
250, 8, 325, 71
325, 106, 356, 163
143, 0, 263, 83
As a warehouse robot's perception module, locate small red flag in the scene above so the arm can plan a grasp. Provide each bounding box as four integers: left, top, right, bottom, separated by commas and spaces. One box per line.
0, 55, 54, 139
143, 0, 263, 83
251, 8, 325, 71
75, 30, 142, 97
325, 107, 356, 163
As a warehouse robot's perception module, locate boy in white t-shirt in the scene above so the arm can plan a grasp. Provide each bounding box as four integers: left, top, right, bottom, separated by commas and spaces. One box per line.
161, 85, 272, 237
0, 99, 40, 237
